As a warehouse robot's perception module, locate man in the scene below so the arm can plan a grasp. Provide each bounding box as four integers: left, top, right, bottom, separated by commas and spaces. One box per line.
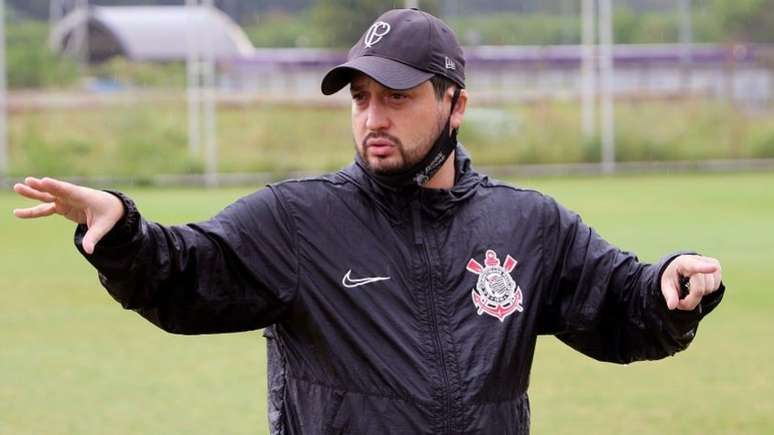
14, 8, 723, 435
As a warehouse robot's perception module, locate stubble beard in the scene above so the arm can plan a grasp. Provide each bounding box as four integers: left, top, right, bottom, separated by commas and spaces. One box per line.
358, 132, 416, 176
356, 112, 445, 176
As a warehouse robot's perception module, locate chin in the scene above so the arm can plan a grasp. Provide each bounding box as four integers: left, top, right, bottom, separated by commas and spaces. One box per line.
369, 157, 407, 175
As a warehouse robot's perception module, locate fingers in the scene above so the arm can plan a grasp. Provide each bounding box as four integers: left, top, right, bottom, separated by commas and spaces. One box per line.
22, 176, 51, 193
661, 255, 723, 311
705, 273, 717, 294
677, 274, 707, 311
676, 256, 719, 276
14, 177, 122, 254
14, 176, 98, 224
713, 270, 722, 289
21, 176, 88, 204
13, 182, 56, 203
13, 202, 57, 219
37, 177, 88, 202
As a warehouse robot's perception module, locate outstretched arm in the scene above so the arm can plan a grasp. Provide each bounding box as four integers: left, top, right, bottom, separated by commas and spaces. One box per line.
538, 195, 725, 363
13, 177, 298, 334
13, 177, 124, 254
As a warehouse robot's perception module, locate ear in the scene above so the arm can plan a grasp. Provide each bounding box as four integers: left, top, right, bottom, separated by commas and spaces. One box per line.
449, 88, 468, 130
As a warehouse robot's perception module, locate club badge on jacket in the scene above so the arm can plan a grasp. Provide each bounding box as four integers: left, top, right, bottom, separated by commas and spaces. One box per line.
467, 250, 524, 322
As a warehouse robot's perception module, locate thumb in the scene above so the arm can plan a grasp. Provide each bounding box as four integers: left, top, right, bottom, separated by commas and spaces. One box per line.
662, 280, 680, 310
81, 218, 115, 255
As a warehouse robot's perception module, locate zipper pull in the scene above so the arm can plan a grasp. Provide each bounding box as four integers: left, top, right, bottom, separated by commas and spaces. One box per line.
411, 200, 424, 245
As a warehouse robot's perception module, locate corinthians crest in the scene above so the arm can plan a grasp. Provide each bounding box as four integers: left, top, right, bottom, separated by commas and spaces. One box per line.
466, 249, 524, 322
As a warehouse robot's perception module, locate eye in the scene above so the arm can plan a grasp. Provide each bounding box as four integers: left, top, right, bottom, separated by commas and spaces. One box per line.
389, 93, 407, 102
351, 92, 369, 107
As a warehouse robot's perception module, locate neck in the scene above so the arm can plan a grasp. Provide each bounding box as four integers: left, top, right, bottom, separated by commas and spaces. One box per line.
422, 150, 456, 189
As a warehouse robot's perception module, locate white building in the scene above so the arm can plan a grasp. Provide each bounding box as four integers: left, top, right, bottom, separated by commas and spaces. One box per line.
50, 5, 255, 63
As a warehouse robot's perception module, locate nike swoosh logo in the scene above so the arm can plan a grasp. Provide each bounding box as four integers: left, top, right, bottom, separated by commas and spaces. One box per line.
341, 270, 391, 288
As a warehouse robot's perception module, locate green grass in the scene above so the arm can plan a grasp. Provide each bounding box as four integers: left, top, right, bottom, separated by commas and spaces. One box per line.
1, 172, 772, 434
8, 99, 774, 178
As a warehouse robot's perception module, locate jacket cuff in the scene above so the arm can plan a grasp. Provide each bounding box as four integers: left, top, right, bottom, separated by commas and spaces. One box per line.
73, 190, 141, 252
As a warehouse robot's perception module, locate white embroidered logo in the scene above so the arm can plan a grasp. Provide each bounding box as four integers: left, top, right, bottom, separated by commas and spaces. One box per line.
444, 56, 456, 70
342, 270, 391, 288
364, 21, 391, 48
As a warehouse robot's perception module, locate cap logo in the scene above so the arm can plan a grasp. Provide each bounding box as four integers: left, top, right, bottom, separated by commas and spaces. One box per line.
364, 21, 391, 48
445, 56, 456, 70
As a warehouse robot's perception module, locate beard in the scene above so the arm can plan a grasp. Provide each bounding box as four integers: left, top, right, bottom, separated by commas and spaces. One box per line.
357, 132, 419, 175
355, 114, 445, 176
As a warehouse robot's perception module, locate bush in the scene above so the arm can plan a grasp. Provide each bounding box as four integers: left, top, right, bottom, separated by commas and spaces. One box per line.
6, 20, 79, 89
89, 58, 187, 88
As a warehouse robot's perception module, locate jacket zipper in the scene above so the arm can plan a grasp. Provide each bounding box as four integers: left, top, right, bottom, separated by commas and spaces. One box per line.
412, 199, 452, 434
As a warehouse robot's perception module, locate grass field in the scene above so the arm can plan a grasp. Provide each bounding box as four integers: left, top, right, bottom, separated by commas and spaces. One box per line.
8, 99, 774, 178
1, 172, 772, 434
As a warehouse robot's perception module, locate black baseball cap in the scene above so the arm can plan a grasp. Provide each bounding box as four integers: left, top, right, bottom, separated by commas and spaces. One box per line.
321, 8, 465, 95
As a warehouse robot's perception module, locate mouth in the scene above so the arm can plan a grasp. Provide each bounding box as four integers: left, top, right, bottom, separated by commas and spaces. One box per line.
366, 139, 397, 157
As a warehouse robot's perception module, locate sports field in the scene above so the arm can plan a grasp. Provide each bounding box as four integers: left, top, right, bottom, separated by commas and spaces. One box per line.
1, 172, 772, 435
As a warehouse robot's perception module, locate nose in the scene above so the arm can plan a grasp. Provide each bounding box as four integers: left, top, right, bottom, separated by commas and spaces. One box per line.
365, 99, 390, 131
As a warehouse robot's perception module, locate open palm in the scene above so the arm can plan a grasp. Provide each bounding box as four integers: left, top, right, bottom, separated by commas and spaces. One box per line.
13, 177, 125, 254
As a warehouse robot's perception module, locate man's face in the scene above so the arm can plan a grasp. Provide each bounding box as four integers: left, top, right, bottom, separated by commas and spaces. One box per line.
350, 74, 447, 175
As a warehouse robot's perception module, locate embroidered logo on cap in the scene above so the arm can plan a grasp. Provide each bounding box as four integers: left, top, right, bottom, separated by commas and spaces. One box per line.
445, 56, 456, 70
364, 21, 391, 48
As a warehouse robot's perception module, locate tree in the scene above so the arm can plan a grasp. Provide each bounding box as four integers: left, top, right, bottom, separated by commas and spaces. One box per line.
714, 0, 774, 43
311, 0, 440, 48
6, 20, 79, 88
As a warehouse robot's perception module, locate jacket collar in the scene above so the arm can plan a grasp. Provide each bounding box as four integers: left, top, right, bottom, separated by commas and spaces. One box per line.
339, 145, 482, 222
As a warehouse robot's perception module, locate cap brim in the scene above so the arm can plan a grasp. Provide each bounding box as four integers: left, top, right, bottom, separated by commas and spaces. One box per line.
321, 56, 434, 95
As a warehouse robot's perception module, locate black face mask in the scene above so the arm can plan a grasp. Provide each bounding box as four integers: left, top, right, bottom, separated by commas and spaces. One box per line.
356, 88, 461, 188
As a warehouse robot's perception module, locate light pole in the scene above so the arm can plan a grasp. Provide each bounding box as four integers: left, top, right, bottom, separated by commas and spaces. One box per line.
581, 0, 596, 142
0, 0, 7, 178
202, 0, 217, 188
598, 0, 615, 173
185, 0, 218, 187
678, 0, 693, 92
185, 0, 201, 156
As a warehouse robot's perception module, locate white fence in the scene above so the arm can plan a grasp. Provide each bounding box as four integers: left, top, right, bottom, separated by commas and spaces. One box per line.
220, 44, 774, 106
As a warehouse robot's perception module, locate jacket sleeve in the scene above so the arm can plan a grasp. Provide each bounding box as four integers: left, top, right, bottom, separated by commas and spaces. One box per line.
74, 187, 299, 335
536, 195, 724, 364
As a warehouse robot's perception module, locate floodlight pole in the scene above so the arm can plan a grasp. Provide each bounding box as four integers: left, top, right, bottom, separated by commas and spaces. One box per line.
49, 0, 67, 49
598, 0, 615, 173
185, 0, 201, 155
73, 0, 89, 67
202, 0, 218, 188
0, 0, 7, 178
580, 0, 596, 142
185, 0, 219, 187
678, 0, 693, 92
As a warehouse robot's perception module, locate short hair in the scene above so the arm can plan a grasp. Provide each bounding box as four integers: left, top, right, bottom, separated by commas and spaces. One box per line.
430, 75, 456, 101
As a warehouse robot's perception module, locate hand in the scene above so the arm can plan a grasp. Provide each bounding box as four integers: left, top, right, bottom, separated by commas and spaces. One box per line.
661, 254, 722, 311
13, 177, 125, 255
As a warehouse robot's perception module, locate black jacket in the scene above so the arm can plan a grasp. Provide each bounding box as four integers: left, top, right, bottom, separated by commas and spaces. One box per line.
76, 150, 724, 435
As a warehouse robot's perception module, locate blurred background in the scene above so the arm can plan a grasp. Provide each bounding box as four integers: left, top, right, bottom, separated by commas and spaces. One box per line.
1, 1, 772, 435
0, 0, 772, 184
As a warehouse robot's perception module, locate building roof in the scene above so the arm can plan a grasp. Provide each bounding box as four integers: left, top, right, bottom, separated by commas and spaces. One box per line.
51, 6, 256, 62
